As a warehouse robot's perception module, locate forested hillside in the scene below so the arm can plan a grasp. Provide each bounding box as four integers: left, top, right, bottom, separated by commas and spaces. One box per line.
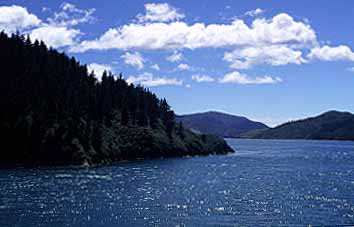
242, 111, 354, 141
0, 32, 233, 166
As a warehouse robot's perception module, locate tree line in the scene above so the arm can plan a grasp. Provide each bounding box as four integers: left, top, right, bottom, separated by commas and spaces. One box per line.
0, 31, 177, 164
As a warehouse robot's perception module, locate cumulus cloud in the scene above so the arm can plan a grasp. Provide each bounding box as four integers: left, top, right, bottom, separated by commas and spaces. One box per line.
223, 45, 306, 69
30, 2, 95, 48
70, 13, 316, 52
126, 72, 183, 87
0, 3, 97, 49
219, 71, 282, 84
307, 45, 354, 61
192, 75, 215, 82
30, 25, 80, 48
4, 3, 354, 79
150, 64, 160, 71
177, 63, 191, 71
87, 63, 113, 81
166, 51, 183, 62
0, 4, 97, 49
121, 51, 145, 69
136, 3, 184, 23
0, 5, 41, 34
244, 8, 264, 17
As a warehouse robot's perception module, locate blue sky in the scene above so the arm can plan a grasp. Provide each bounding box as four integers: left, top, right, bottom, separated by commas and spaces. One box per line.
1, 0, 354, 126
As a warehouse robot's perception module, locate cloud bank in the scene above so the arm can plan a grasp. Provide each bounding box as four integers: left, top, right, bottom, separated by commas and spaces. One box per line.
1, 3, 354, 87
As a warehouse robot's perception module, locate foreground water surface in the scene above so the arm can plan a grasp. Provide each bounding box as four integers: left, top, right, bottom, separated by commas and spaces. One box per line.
0, 139, 354, 226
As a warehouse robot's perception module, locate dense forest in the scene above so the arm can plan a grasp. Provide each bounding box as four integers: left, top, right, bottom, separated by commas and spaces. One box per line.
0, 32, 233, 166
241, 111, 354, 141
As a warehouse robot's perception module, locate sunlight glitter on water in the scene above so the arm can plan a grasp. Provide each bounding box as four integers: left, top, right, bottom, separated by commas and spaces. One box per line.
0, 139, 353, 226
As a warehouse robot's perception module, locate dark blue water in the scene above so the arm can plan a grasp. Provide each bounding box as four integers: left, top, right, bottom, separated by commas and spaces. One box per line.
1, 139, 354, 227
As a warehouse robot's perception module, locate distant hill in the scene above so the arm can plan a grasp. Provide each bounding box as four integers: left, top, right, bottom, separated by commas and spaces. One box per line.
242, 111, 354, 141
176, 111, 269, 138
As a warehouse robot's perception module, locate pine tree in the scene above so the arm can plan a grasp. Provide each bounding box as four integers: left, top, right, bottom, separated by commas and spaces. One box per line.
178, 121, 185, 139
121, 107, 129, 126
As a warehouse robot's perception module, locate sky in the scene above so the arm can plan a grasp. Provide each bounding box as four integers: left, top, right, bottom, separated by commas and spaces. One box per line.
1, 0, 354, 126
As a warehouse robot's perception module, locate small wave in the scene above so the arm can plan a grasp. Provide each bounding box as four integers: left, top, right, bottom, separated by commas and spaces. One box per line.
55, 174, 72, 178
86, 175, 112, 180
214, 207, 225, 212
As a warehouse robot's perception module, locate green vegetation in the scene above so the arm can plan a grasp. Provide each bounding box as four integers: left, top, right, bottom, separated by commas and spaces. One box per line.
241, 111, 354, 141
0, 32, 233, 166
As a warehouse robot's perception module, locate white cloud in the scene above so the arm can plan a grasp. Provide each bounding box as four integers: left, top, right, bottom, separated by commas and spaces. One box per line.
121, 51, 145, 70
150, 64, 160, 71
177, 63, 191, 70
219, 71, 282, 84
30, 25, 80, 48
70, 13, 316, 52
307, 45, 354, 61
185, 84, 192, 88
47, 2, 96, 26
166, 51, 183, 62
244, 8, 264, 17
192, 74, 215, 82
136, 3, 184, 23
0, 4, 97, 49
42, 7, 51, 13
87, 63, 113, 81
348, 67, 354, 72
34, 3, 95, 48
251, 13, 316, 46
223, 45, 306, 69
0, 5, 41, 34
126, 72, 183, 87
5, 3, 354, 78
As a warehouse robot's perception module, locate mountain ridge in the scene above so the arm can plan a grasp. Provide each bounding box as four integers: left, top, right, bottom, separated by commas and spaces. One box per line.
241, 110, 354, 141
176, 111, 269, 138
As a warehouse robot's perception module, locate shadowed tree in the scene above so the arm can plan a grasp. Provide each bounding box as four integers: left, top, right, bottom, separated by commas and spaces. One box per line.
0, 32, 177, 163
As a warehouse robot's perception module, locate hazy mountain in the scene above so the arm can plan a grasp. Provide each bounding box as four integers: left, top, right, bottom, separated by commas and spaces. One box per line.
176, 111, 269, 138
242, 111, 354, 141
